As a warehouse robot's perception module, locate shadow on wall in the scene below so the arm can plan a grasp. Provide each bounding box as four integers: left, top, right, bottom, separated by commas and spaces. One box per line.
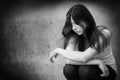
0, 0, 120, 80
0, 1, 66, 80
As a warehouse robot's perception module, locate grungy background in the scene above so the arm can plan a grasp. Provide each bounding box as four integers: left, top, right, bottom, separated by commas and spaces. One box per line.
0, 0, 120, 80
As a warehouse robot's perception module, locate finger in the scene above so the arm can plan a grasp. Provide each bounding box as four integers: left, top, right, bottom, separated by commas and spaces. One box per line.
54, 54, 58, 58
100, 70, 109, 77
106, 69, 109, 77
50, 58, 54, 63
100, 68, 106, 77
49, 56, 54, 63
101, 72, 105, 77
108, 70, 109, 76
51, 57, 54, 62
104, 66, 109, 77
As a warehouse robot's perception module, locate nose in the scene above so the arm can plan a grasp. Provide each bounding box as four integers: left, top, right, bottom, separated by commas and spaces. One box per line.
72, 27, 76, 31
72, 26, 78, 31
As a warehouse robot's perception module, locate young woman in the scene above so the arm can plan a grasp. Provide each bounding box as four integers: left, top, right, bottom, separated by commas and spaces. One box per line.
49, 4, 117, 80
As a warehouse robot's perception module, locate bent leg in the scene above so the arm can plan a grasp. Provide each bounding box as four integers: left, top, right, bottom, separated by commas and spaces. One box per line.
63, 64, 81, 80
78, 65, 102, 80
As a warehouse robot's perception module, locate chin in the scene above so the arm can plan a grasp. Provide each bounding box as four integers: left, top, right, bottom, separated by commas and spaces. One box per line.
77, 33, 83, 35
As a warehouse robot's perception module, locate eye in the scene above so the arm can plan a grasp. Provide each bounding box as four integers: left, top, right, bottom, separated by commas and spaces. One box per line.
79, 21, 87, 29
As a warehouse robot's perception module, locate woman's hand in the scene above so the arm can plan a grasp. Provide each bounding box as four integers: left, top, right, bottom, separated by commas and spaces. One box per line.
49, 48, 59, 63
98, 62, 109, 77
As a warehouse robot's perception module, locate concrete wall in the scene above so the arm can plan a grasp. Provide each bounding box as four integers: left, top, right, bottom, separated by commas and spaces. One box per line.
0, 1, 120, 80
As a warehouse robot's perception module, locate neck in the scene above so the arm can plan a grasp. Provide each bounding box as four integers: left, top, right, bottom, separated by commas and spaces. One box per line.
80, 32, 87, 39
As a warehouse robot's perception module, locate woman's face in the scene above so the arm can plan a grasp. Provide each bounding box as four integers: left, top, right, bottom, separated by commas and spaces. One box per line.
71, 17, 87, 35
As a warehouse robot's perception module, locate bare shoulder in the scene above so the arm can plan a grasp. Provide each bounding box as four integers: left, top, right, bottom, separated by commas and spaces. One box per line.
102, 29, 112, 38
97, 25, 112, 39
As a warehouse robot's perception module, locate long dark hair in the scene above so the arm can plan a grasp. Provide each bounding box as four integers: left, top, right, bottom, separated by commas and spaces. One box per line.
62, 4, 108, 53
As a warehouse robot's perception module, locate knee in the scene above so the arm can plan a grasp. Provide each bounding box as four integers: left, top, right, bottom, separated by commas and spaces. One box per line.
79, 65, 91, 77
63, 64, 78, 76
63, 64, 77, 74
63, 64, 79, 79
78, 65, 101, 78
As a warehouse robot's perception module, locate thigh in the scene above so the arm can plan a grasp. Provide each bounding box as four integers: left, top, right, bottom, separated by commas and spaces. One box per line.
78, 65, 102, 80
63, 64, 81, 80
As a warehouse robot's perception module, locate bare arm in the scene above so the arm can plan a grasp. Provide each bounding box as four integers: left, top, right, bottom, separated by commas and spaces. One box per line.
56, 47, 97, 62
51, 36, 97, 63
101, 28, 112, 45
55, 28, 112, 63
49, 29, 111, 77
50, 27, 111, 63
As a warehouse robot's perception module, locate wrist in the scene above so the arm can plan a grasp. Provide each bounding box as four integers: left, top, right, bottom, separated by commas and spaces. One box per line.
98, 60, 104, 66
87, 59, 103, 65
56, 48, 65, 56
55, 48, 61, 54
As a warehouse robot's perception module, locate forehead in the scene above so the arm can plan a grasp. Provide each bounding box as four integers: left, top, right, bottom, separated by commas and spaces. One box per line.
71, 17, 88, 29
71, 17, 87, 25
71, 17, 86, 24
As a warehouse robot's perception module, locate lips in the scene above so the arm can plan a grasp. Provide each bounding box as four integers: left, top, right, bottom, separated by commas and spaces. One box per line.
75, 30, 83, 33
75, 30, 83, 35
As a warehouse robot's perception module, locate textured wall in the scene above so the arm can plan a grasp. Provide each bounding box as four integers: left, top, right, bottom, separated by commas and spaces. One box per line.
0, 1, 120, 80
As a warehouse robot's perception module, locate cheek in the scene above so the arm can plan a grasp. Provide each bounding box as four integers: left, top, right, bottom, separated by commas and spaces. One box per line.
72, 24, 84, 32
78, 26, 84, 31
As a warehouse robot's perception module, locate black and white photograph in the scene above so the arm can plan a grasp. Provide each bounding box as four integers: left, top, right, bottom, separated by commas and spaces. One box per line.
0, 0, 120, 80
